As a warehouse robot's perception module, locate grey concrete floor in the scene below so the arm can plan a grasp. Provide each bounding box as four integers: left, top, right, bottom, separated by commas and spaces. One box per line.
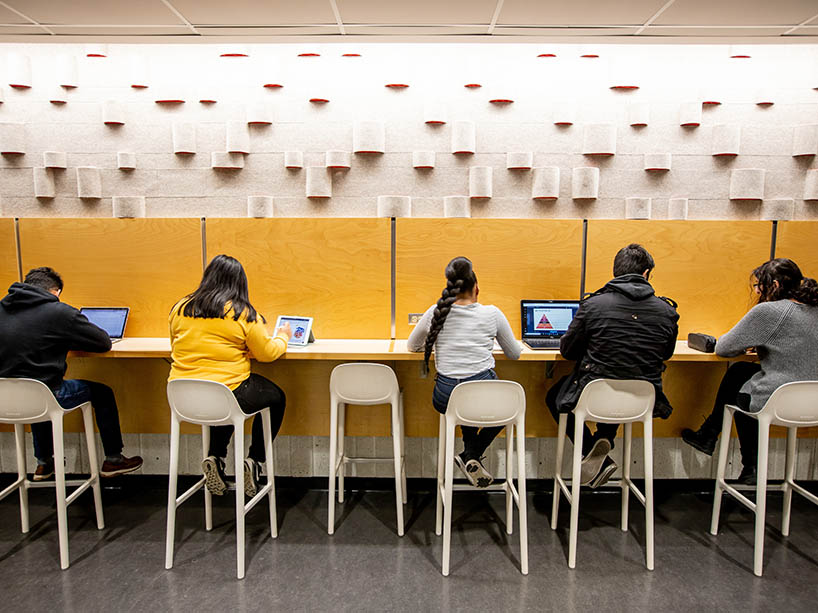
0, 476, 816, 612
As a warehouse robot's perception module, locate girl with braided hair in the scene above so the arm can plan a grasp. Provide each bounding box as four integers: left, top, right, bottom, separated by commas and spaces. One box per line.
407, 256, 521, 487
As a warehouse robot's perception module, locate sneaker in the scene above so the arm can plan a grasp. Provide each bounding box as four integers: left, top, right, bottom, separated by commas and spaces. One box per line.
202, 456, 227, 496
33, 460, 54, 482
244, 458, 262, 497
737, 465, 757, 486
588, 457, 618, 489
454, 453, 475, 486
580, 438, 612, 485
465, 457, 494, 488
100, 455, 143, 477
681, 428, 718, 456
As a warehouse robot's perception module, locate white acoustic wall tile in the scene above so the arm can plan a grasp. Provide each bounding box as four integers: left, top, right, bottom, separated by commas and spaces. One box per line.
0, 87, 4, 103
284, 151, 303, 169
572, 167, 599, 199
552, 103, 576, 126
487, 89, 515, 104
644, 153, 671, 171
507, 152, 533, 170
792, 125, 818, 157
754, 88, 774, 106
712, 125, 741, 156
679, 102, 702, 127
102, 100, 125, 125
377, 195, 411, 218
219, 45, 249, 57
49, 86, 68, 104
247, 101, 272, 125
129, 55, 150, 88
112, 196, 146, 218
226, 120, 250, 154
85, 44, 108, 58
625, 197, 651, 219
423, 102, 447, 125
211, 152, 244, 169
33, 168, 55, 199
583, 124, 616, 156
172, 122, 196, 154
443, 196, 470, 218
198, 90, 217, 104
729, 168, 765, 200
532, 167, 560, 200
8, 53, 31, 89
627, 103, 649, 127
761, 198, 795, 221
451, 121, 476, 154
667, 198, 689, 220
43, 151, 67, 169
154, 89, 186, 104
469, 166, 492, 199
117, 152, 136, 170
609, 58, 639, 90
0, 123, 25, 154
700, 87, 723, 106
306, 166, 331, 198
247, 195, 274, 218
76, 167, 102, 199
728, 45, 753, 59
56, 54, 78, 88
804, 170, 818, 200
353, 121, 385, 154
413, 151, 435, 169
325, 150, 351, 169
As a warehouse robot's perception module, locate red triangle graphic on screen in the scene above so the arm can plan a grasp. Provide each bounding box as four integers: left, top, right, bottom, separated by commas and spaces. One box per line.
536, 314, 553, 330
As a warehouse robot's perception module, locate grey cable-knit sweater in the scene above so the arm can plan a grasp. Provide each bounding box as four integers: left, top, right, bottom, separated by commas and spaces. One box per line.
715, 300, 818, 413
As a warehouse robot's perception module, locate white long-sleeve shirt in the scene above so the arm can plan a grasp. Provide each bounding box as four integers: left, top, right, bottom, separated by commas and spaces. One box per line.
407, 302, 522, 378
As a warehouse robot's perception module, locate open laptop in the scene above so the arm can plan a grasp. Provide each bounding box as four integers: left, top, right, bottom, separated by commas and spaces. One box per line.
521, 300, 580, 350
80, 307, 130, 344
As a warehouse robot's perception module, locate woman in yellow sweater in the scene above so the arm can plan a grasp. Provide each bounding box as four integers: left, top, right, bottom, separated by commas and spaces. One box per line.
169, 254, 291, 497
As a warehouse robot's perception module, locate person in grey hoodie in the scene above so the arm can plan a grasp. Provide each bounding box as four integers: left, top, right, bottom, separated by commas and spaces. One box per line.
682, 258, 818, 484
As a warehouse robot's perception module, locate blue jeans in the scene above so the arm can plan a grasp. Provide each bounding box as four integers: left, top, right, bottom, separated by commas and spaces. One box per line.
31, 379, 124, 462
432, 369, 503, 461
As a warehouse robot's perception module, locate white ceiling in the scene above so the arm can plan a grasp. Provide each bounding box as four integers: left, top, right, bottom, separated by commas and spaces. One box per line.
0, 0, 815, 40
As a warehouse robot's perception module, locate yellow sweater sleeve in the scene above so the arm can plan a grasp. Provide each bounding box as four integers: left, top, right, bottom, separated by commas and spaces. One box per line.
245, 320, 289, 362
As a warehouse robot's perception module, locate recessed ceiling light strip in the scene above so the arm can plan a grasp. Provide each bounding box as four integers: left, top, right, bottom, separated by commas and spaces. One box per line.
160, 0, 200, 35
487, 0, 505, 35
329, 0, 346, 35
634, 0, 677, 35
0, 1, 53, 34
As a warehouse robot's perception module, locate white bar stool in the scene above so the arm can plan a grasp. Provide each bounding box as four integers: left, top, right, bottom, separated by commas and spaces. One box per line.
710, 381, 818, 577
328, 363, 406, 536
0, 377, 104, 570
165, 379, 277, 580
435, 379, 528, 576
551, 378, 656, 570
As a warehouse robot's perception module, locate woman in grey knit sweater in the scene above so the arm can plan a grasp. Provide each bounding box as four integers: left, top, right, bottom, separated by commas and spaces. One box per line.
682, 259, 818, 484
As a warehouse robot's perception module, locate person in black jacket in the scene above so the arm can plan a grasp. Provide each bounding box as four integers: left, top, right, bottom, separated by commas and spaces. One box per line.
546, 244, 679, 488
0, 267, 142, 481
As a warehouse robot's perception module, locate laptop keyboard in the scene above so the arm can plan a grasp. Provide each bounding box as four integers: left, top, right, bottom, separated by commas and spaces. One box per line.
524, 338, 561, 349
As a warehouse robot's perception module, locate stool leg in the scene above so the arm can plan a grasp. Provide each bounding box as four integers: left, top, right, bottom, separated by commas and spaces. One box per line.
551, 413, 567, 530
754, 421, 770, 577
165, 415, 181, 569
505, 424, 514, 536
14, 424, 29, 533
644, 417, 655, 571
52, 416, 70, 570
399, 392, 407, 505
338, 403, 346, 503
710, 406, 734, 536
262, 410, 277, 539
235, 422, 246, 580
622, 422, 632, 532
517, 417, 529, 576
202, 425, 212, 531
442, 419, 456, 576
781, 427, 797, 537
568, 414, 584, 569
391, 397, 405, 537
435, 414, 445, 537
82, 404, 104, 530
328, 399, 338, 535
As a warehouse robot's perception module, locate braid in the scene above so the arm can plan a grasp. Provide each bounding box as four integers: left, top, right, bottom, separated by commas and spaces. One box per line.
423, 278, 464, 370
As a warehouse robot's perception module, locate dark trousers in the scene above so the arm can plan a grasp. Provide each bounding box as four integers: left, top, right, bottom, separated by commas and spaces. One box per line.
700, 362, 761, 469
546, 375, 620, 457
32, 379, 124, 462
208, 373, 286, 463
432, 369, 503, 461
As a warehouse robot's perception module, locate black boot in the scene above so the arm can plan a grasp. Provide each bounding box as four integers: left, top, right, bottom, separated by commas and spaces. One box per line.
737, 465, 757, 486
681, 427, 719, 456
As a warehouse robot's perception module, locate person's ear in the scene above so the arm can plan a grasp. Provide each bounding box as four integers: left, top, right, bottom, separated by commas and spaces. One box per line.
642, 269, 650, 280
49, 288, 60, 298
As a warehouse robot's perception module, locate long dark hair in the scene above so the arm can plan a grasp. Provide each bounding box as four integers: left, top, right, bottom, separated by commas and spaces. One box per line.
178, 254, 262, 322
753, 258, 818, 307
423, 257, 477, 371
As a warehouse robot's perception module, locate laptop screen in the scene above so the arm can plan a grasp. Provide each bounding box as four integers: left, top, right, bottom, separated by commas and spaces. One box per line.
80, 307, 129, 339
521, 301, 580, 339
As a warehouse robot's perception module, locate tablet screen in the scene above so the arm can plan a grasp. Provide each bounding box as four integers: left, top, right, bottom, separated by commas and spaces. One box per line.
276, 316, 312, 346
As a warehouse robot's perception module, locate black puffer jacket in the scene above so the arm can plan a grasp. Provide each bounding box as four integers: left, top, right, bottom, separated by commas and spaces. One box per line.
0, 283, 111, 392
554, 274, 679, 418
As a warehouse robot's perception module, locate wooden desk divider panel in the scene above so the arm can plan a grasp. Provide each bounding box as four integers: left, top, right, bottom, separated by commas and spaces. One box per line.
205, 219, 391, 339
776, 221, 818, 280
585, 220, 771, 338
395, 219, 584, 338
0, 218, 18, 291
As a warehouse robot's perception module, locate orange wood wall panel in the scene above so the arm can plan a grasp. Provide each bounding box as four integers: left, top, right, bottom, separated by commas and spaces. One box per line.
586, 221, 772, 338
776, 221, 818, 280
395, 219, 583, 338
18, 218, 203, 337
205, 219, 391, 339
0, 218, 18, 292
